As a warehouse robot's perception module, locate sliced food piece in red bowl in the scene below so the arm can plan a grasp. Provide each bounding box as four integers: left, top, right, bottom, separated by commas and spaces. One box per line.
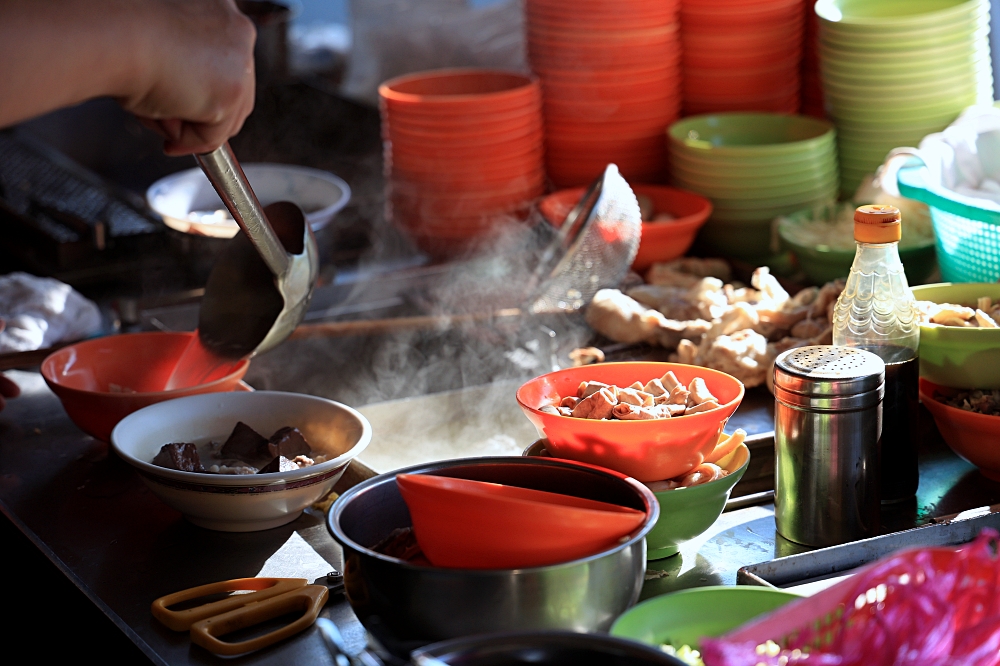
516, 362, 744, 482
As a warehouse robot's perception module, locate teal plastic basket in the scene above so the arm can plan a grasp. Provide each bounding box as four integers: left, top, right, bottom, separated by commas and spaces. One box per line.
898, 164, 1000, 283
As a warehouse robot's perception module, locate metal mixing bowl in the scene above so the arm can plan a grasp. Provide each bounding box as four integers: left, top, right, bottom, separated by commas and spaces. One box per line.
327, 457, 658, 645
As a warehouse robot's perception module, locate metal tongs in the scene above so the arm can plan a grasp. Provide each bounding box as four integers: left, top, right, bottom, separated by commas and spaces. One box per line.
195, 143, 319, 358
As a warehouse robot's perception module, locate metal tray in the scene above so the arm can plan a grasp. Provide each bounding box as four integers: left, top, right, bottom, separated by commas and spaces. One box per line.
738, 509, 1000, 591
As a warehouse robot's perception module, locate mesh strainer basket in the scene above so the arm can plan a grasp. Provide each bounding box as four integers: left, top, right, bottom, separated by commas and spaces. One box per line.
897, 163, 1000, 283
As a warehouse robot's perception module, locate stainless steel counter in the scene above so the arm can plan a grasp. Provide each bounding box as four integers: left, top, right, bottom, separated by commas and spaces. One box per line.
3, 367, 999, 665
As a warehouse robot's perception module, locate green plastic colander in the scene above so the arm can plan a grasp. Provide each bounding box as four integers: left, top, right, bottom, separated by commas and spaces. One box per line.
897, 164, 1000, 282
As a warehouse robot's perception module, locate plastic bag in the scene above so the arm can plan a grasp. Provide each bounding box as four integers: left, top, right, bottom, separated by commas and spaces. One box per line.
340, 0, 527, 106
703, 530, 1000, 666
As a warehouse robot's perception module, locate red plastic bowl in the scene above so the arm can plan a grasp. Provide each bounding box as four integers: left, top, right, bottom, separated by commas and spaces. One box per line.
396, 473, 647, 569
539, 184, 711, 271
516, 362, 744, 482
920, 379, 1000, 482
41, 332, 250, 442
379, 69, 539, 114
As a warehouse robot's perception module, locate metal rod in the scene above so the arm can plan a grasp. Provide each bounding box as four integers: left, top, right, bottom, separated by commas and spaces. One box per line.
195, 143, 289, 277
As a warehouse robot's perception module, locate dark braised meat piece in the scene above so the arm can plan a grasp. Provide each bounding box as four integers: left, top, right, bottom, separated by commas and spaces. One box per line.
372, 527, 424, 561
268, 427, 311, 459
220, 422, 270, 464
153, 442, 204, 472
257, 456, 299, 474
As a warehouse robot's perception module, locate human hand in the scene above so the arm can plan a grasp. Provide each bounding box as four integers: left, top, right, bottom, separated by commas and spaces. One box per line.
0, 374, 19, 412
120, 0, 257, 156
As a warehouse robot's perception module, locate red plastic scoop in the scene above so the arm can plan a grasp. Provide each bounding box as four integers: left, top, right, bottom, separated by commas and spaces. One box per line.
396, 473, 646, 569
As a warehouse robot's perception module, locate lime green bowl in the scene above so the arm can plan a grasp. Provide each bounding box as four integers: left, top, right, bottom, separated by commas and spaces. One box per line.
668, 113, 835, 158
911, 283, 1000, 389
672, 172, 839, 201
521, 440, 749, 561
815, 0, 985, 31
820, 56, 991, 86
610, 586, 801, 650
778, 203, 938, 285
644, 444, 749, 559
668, 149, 834, 175
820, 21, 988, 51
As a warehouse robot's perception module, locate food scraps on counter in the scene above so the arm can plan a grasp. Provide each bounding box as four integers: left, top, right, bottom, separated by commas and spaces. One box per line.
568, 346, 606, 366
917, 297, 1000, 328
585, 258, 846, 388
660, 644, 703, 666
539, 371, 722, 420
151, 422, 326, 474
935, 388, 1000, 415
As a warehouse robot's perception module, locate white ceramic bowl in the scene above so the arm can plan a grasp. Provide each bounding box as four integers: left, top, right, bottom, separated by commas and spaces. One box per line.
146, 163, 351, 238
111, 391, 371, 532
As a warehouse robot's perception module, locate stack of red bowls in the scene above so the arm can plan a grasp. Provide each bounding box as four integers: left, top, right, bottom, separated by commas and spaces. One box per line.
379, 69, 545, 257
680, 0, 805, 115
525, 0, 682, 187
800, 0, 825, 118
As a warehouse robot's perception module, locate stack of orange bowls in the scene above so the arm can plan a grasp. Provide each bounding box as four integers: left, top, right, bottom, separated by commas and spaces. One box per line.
379, 69, 545, 257
681, 0, 805, 115
525, 0, 682, 187
801, 0, 825, 118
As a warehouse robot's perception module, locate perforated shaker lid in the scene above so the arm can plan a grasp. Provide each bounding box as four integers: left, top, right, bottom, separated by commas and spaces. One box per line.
774, 345, 885, 398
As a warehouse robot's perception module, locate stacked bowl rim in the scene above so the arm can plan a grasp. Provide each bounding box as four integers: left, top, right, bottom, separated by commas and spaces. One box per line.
815, 0, 987, 30
667, 113, 836, 157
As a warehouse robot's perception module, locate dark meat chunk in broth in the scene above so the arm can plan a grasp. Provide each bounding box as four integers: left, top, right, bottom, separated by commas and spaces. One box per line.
220, 422, 271, 464
268, 427, 311, 459
153, 442, 205, 472
257, 456, 299, 474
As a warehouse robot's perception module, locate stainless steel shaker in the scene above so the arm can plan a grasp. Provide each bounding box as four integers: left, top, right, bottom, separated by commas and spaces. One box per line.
773, 345, 885, 547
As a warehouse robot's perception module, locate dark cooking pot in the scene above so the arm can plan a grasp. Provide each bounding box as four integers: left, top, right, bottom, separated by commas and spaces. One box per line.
327, 457, 658, 646
411, 631, 686, 665
318, 622, 685, 666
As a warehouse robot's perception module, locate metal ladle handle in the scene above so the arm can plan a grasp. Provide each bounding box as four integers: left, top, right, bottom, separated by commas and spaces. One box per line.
196, 143, 290, 277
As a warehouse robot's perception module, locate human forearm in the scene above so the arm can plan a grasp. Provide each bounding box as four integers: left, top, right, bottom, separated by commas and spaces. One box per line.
0, 0, 145, 127
0, 0, 256, 155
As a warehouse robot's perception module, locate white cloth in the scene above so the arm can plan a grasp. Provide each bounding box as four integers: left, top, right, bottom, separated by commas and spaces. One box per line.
885, 105, 1000, 211
0, 272, 102, 353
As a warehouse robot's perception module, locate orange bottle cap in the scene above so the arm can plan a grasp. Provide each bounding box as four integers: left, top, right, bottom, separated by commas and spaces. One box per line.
854, 204, 901, 243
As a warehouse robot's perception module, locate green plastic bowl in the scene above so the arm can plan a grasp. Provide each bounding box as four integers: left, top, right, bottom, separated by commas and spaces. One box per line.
778, 203, 938, 285
521, 440, 749, 561
815, 0, 985, 30
667, 151, 835, 176
610, 586, 801, 650
820, 21, 988, 51
668, 114, 836, 158
644, 445, 749, 559
911, 283, 1000, 389
820, 56, 991, 86
828, 98, 972, 123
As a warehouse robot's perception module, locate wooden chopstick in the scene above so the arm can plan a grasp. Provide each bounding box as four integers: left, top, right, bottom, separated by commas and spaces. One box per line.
288, 308, 524, 339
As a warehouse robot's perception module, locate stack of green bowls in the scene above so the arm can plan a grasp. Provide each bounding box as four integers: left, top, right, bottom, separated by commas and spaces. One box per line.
816, 0, 994, 197
667, 112, 838, 262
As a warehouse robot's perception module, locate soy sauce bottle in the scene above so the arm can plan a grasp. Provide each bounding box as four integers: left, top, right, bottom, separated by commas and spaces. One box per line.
832, 205, 920, 503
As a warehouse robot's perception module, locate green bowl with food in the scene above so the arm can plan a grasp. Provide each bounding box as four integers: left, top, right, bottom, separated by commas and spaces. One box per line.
778, 201, 937, 284
523, 435, 750, 560
610, 586, 801, 665
912, 283, 1000, 389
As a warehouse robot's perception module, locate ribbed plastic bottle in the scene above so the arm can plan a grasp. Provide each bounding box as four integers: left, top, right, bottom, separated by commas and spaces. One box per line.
832, 205, 920, 503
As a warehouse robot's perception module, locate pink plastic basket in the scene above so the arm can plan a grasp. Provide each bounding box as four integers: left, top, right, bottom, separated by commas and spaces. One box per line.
703, 530, 1000, 666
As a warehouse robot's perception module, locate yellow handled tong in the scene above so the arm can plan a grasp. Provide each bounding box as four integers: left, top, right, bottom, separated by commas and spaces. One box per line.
151, 572, 344, 656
